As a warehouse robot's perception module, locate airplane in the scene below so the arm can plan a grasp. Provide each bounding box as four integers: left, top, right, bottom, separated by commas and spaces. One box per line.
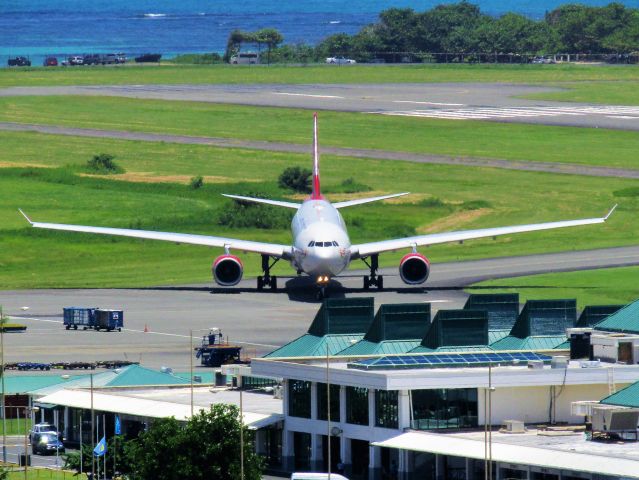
19, 113, 616, 298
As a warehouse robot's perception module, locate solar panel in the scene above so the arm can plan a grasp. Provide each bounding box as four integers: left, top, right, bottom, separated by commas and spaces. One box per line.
348, 351, 552, 370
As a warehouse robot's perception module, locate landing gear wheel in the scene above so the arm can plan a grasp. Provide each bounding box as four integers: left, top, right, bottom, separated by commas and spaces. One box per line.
316, 287, 326, 300
270, 276, 278, 291
257, 276, 264, 291
377, 275, 384, 290
363, 276, 370, 290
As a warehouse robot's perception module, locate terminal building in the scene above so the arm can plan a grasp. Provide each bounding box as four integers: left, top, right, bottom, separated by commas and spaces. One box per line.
8, 294, 639, 479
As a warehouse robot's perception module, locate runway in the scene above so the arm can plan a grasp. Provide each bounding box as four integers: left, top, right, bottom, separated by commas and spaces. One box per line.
2, 245, 638, 370
2, 83, 639, 130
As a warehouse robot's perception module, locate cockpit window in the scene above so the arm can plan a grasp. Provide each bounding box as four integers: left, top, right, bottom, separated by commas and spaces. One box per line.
333, 241, 339, 246
308, 241, 315, 247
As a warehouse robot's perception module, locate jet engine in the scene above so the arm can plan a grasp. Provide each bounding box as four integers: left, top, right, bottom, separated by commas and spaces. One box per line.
212, 255, 243, 286
399, 253, 430, 285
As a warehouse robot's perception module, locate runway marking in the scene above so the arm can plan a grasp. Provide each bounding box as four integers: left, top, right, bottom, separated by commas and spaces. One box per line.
13, 316, 279, 348
271, 92, 344, 99
374, 105, 639, 121
393, 100, 466, 106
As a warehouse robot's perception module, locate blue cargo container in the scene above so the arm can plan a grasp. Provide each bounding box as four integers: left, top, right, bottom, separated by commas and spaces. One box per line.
94, 309, 123, 332
63, 307, 96, 330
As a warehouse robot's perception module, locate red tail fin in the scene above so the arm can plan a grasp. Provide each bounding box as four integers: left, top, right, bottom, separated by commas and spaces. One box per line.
310, 112, 323, 200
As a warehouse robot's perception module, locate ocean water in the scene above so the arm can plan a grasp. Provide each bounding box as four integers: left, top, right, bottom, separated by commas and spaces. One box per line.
2, 0, 638, 66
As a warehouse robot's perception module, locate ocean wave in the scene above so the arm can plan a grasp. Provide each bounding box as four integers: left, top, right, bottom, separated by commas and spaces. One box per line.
143, 13, 167, 18
329, 20, 341, 24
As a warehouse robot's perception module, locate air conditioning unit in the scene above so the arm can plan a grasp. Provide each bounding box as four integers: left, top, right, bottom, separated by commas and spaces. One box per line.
528, 360, 544, 369
502, 420, 526, 433
273, 385, 283, 399
551, 356, 569, 369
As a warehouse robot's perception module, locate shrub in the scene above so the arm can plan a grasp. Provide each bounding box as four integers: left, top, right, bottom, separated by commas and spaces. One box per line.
86, 153, 124, 174
190, 175, 204, 189
460, 200, 492, 210
218, 193, 292, 229
278, 166, 312, 193
326, 177, 373, 194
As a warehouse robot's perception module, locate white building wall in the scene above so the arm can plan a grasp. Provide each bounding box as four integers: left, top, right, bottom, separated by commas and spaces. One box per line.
479, 384, 617, 425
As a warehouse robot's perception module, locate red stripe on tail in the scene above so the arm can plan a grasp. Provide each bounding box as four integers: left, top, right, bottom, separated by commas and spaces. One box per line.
310, 112, 323, 200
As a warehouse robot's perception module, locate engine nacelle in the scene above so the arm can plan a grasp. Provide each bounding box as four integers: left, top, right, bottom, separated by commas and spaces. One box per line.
212, 255, 243, 286
399, 253, 430, 285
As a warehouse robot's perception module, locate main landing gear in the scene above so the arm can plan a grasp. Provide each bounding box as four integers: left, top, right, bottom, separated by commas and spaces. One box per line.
257, 254, 279, 291
362, 254, 383, 290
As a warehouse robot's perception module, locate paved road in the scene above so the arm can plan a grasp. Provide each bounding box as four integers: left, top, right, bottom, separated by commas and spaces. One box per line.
3, 121, 639, 179
3, 83, 639, 130
1, 246, 638, 370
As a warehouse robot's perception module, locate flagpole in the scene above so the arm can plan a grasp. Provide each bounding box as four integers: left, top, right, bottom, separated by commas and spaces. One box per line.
103, 415, 106, 480
91, 373, 95, 480
79, 417, 83, 476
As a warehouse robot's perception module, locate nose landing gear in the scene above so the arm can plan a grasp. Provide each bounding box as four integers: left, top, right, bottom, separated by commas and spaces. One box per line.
362, 254, 383, 290
257, 254, 279, 291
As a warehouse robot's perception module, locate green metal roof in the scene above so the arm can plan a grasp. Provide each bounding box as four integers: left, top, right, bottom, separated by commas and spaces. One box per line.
490, 335, 567, 351
554, 340, 570, 350
594, 299, 639, 334
0, 375, 70, 395
173, 372, 216, 383
264, 334, 364, 358
308, 298, 374, 336
105, 365, 190, 387
421, 310, 489, 349
488, 329, 511, 344
510, 299, 576, 338
601, 380, 639, 408
577, 305, 624, 328
464, 293, 520, 330
339, 339, 421, 356
364, 303, 430, 342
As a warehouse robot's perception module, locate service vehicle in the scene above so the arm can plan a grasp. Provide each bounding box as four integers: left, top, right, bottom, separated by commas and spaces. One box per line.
325, 56, 356, 64
230, 52, 259, 64
94, 309, 123, 332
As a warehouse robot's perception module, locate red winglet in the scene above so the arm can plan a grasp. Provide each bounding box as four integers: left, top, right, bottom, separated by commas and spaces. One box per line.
310, 112, 324, 200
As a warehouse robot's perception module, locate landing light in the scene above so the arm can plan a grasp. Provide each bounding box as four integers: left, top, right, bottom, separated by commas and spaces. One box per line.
316, 275, 330, 284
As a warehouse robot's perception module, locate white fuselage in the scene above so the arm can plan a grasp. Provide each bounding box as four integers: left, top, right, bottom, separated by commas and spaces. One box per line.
291, 199, 351, 278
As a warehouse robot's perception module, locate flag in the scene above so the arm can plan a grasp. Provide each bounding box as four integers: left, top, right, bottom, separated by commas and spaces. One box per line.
94, 436, 107, 457
114, 415, 121, 435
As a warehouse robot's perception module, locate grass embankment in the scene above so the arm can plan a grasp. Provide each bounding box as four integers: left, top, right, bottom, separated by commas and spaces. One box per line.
2, 97, 639, 170
523, 81, 639, 105
471, 266, 639, 307
7, 468, 76, 480
0, 418, 31, 435
0, 130, 637, 288
2, 63, 639, 88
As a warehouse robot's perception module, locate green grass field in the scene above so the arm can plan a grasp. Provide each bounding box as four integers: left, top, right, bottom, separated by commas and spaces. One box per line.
0, 418, 32, 435
2, 63, 639, 88
6, 468, 76, 480
522, 81, 639, 105
3, 97, 639, 169
470, 266, 639, 307
0, 129, 637, 288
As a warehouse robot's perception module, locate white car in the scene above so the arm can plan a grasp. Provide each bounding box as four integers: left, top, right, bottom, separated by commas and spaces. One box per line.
325, 56, 356, 64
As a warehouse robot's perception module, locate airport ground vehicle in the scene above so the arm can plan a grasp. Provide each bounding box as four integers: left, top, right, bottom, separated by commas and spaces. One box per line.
195, 329, 243, 367
63, 307, 96, 330
43, 56, 58, 66
31, 432, 64, 455
8, 56, 31, 66
94, 309, 123, 332
230, 52, 260, 64
325, 56, 356, 64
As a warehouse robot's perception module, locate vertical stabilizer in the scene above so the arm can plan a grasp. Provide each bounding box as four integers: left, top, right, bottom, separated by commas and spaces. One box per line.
311, 112, 323, 199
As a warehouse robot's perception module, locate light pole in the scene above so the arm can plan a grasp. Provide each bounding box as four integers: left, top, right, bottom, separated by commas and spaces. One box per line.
1, 304, 6, 464
190, 328, 212, 417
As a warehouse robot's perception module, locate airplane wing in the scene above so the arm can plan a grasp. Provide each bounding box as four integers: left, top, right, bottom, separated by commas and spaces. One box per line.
333, 192, 410, 209
351, 205, 617, 258
222, 194, 300, 209
18, 210, 291, 258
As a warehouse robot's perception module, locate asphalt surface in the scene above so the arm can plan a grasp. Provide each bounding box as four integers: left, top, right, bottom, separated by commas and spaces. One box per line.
3, 121, 639, 180
3, 82, 639, 130
2, 246, 639, 371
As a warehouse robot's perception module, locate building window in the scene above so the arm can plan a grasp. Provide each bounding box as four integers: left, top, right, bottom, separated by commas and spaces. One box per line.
375, 390, 398, 429
346, 386, 369, 426
294, 431, 312, 471
317, 383, 340, 422
411, 388, 478, 430
288, 380, 311, 418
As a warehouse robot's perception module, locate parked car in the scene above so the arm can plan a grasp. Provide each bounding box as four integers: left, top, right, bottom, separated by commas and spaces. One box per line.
64, 55, 84, 66
43, 56, 58, 67
100, 53, 118, 64
8, 56, 31, 67
230, 52, 260, 64
325, 56, 356, 64
531, 56, 555, 64
83, 54, 100, 65
115, 52, 127, 63
31, 432, 64, 455
29, 423, 56, 441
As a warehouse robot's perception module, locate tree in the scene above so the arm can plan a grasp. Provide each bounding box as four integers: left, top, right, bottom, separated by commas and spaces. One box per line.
127, 405, 264, 480
87, 153, 123, 174
278, 166, 312, 193
63, 437, 131, 479
255, 28, 284, 64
